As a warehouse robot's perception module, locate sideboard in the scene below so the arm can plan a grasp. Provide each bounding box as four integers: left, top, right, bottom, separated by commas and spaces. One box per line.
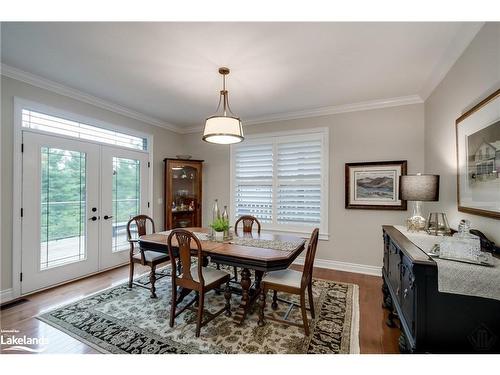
382, 225, 500, 353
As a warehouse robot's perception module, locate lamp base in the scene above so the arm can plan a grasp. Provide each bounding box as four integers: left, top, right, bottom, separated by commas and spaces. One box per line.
405, 201, 426, 232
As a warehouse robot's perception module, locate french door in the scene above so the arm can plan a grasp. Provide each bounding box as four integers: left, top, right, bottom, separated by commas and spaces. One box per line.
21, 131, 149, 294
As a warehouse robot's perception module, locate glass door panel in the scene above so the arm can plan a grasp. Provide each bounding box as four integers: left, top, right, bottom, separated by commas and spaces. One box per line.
100, 146, 149, 269
171, 164, 200, 228
112, 157, 141, 252
22, 132, 100, 294
40, 147, 87, 269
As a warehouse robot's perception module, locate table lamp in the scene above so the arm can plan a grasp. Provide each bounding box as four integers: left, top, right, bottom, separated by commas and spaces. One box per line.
400, 174, 440, 231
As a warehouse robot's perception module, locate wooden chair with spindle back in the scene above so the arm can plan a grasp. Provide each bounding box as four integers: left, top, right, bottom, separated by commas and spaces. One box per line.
258, 228, 319, 336
127, 215, 170, 298
167, 229, 232, 337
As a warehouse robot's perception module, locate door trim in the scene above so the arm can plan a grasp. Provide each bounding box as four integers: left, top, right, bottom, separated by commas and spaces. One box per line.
11, 97, 154, 300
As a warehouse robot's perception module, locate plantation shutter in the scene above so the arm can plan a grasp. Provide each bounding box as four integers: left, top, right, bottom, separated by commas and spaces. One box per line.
233, 143, 273, 222
276, 139, 322, 226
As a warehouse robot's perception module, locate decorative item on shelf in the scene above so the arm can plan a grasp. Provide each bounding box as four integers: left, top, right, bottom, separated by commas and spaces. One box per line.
175, 154, 192, 160
210, 217, 230, 241
400, 173, 440, 231
425, 212, 451, 236
202, 67, 244, 145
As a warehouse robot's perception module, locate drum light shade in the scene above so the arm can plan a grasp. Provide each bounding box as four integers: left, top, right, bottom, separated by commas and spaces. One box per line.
400, 174, 440, 201
203, 116, 244, 144
203, 67, 244, 145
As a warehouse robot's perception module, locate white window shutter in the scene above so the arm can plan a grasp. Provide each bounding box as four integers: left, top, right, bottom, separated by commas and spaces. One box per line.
277, 140, 322, 226
233, 143, 273, 222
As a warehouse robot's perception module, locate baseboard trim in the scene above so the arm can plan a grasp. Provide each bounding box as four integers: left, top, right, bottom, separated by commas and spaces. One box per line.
0, 288, 14, 304
294, 257, 382, 277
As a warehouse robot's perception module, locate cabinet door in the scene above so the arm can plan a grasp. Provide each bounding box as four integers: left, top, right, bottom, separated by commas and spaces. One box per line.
400, 256, 416, 337
383, 233, 390, 275
167, 160, 202, 229
388, 241, 401, 296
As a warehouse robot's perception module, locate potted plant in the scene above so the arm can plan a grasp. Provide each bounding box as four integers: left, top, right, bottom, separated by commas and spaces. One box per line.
210, 217, 230, 241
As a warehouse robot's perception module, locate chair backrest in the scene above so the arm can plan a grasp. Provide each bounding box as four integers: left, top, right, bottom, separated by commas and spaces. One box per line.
234, 215, 261, 235
167, 229, 204, 290
301, 228, 320, 288
127, 214, 155, 240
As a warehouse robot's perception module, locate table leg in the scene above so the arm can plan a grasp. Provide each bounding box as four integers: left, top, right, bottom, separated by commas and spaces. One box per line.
235, 268, 251, 324
254, 270, 263, 291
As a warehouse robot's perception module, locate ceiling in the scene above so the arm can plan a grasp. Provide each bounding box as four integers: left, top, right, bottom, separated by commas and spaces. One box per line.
1, 22, 483, 132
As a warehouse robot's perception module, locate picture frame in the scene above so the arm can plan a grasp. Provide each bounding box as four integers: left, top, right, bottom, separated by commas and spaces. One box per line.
456, 89, 500, 219
345, 160, 407, 210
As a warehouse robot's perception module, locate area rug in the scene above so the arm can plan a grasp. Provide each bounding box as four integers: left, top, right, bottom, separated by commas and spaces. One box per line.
37, 267, 360, 354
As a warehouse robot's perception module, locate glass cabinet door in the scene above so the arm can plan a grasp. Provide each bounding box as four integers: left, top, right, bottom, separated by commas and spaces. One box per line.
167, 160, 202, 229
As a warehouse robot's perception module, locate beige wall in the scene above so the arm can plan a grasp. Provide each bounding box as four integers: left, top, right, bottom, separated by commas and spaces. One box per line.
1, 76, 184, 290
424, 23, 500, 244
184, 104, 425, 269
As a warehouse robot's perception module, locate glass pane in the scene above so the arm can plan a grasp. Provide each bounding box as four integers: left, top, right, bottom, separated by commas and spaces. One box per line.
40, 147, 86, 270
23, 109, 147, 151
112, 157, 141, 252
171, 165, 198, 228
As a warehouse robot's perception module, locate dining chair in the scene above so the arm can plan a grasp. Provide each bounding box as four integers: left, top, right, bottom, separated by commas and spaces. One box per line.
257, 228, 319, 336
167, 229, 232, 337
230, 215, 261, 281
127, 214, 170, 298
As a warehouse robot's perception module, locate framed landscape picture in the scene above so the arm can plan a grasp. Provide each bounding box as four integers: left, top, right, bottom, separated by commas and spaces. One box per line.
345, 160, 407, 210
456, 89, 500, 219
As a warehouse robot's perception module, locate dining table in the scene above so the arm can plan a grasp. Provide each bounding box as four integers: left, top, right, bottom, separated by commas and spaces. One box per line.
138, 227, 306, 324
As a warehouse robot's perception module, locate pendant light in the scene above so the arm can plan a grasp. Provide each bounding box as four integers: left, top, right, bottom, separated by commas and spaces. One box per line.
202, 67, 244, 144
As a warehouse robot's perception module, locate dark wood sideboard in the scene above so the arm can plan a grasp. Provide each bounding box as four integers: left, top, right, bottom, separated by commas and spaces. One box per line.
382, 225, 500, 353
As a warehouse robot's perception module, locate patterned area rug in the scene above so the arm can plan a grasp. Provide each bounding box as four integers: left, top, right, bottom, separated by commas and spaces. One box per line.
37, 268, 360, 354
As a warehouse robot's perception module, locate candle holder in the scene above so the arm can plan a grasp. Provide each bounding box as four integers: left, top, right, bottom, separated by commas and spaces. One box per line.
425, 212, 451, 236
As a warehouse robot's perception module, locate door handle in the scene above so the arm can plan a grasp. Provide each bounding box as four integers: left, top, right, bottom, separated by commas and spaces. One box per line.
89, 216, 98, 221
103, 215, 113, 220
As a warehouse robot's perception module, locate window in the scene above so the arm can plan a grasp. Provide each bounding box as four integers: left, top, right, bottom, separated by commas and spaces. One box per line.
231, 129, 329, 238
22, 109, 147, 151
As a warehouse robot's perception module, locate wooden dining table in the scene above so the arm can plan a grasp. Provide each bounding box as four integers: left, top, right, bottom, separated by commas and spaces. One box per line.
138, 227, 306, 324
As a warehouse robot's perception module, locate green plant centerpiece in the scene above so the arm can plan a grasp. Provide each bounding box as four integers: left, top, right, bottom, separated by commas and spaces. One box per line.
209, 217, 230, 241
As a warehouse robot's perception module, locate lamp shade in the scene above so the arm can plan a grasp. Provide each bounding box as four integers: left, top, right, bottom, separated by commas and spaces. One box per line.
202, 116, 244, 144
400, 174, 440, 201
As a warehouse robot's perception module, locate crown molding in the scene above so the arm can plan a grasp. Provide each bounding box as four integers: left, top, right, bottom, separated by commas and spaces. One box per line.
2, 63, 424, 136
419, 22, 484, 100
1, 64, 183, 133
182, 94, 424, 134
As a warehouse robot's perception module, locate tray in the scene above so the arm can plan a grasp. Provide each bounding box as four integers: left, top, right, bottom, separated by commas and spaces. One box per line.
427, 244, 495, 267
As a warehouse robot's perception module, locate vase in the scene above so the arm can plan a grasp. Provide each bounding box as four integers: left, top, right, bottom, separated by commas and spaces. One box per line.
214, 231, 224, 241
211, 199, 220, 236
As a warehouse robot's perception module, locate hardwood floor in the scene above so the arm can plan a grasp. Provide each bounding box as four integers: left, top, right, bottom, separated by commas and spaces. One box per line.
0, 263, 400, 354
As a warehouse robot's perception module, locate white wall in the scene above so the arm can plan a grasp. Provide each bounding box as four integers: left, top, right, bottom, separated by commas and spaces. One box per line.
183, 104, 425, 270
1, 76, 184, 290
425, 23, 500, 243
